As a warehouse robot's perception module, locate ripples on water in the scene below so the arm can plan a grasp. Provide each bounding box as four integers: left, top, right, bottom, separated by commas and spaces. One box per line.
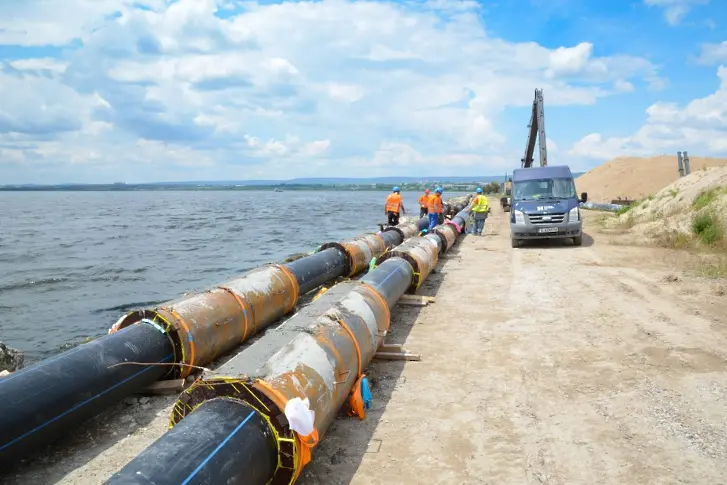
0, 190, 466, 361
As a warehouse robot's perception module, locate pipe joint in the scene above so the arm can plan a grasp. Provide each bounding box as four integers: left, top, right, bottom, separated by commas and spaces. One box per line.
377, 236, 439, 293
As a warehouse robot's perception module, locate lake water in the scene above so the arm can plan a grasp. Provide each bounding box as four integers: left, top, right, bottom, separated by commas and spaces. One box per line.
0, 190, 465, 361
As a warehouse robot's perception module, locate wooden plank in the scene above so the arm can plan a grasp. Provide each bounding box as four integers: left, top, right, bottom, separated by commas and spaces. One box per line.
374, 351, 422, 361
378, 343, 403, 352
399, 295, 435, 303
142, 378, 187, 395
397, 300, 428, 307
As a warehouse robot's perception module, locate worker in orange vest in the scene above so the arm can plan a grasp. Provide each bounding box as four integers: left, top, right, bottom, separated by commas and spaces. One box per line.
384, 186, 406, 226
427, 187, 443, 230
418, 189, 430, 218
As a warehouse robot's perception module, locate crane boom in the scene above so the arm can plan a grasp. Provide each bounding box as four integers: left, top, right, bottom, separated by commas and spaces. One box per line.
521, 89, 548, 168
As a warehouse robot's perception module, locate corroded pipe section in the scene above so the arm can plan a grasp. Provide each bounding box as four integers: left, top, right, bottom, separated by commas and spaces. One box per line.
319, 233, 387, 277
111, 265, 299, 378
377, 235, 440, 293
433, 223, 458, 254
383, 221, 420, 240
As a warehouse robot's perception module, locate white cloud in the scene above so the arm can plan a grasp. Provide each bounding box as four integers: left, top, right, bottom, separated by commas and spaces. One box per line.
569, 65, 727, 160
643, 0, 710, 26
0, 0, 668, 183
698, 41, 727, 64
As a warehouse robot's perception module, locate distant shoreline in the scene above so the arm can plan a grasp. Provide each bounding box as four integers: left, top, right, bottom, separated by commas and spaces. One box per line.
0, 173, 584, 192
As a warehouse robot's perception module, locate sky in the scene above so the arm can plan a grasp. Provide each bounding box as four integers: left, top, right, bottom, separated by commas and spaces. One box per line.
0, 0, 726, 184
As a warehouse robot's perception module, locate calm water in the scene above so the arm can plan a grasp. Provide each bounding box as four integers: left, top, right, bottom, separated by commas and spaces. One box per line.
0, 190, 464, 361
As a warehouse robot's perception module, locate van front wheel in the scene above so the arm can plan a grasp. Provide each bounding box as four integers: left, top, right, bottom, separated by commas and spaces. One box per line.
511, 238, 519, 248
573, 235, 583, 246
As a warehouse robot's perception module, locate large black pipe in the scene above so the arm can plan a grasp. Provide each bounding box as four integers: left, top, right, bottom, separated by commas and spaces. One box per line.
359, 258, 414, 308
284, 247, 347, 295
107, 399, 276, 485
108, 235, 452, 485
0, 218, 423, 466
0, 322, 175, 465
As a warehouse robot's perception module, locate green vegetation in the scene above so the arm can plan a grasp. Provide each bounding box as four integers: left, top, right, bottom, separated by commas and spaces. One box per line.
616, 200, 639, 215
694, 257, 727, 279
692, 186, 727, 211
691, 213, 724, 245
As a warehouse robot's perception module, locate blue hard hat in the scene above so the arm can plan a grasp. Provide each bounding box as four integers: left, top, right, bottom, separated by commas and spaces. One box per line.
476, 187, 483, 193
393, 186, 400, 192
435, 187, 443, 194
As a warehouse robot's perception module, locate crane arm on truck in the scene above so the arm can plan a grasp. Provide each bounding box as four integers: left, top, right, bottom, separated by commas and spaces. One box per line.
521, 88, 548, 168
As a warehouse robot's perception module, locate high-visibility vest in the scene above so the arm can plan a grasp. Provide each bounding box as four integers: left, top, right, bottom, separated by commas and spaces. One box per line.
385, 193, 402, 213
418, 194, 429, 208
427, 194, 443, 214
472, 195, 489, 213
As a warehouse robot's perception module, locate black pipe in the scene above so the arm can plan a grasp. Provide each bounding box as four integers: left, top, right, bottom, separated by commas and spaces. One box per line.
360, 257, 414, 308
106, 399, 276, 485
379, 229, 402, 248
452, 208, 471, 231
284, 248, 347, 295
0, 322, 175, 466
109, 234, 451, 485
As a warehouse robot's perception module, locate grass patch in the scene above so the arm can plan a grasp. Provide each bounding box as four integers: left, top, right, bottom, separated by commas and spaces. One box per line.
691, 212, 724, 245
692, 186, 727, 211
652, 230, 693, 250
693, 257, 727, 279
668, 188, 679, 198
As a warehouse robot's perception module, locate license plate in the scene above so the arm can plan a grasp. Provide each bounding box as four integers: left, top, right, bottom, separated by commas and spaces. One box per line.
538, 227, 558, 233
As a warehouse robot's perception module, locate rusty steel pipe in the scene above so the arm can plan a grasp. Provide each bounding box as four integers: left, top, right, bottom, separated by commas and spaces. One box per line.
377, 235, 440, 293
319, 233, 387, 277
110, 228, 466, 485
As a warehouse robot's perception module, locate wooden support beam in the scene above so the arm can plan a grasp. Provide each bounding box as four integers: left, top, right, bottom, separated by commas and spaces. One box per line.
374, 351, 422, 361
142, 378, 187, 395
397, 295, 435, 307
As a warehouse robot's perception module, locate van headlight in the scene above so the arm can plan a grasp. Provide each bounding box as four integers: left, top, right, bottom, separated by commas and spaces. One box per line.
514, 210, 525, 224
569, 206, 580, 222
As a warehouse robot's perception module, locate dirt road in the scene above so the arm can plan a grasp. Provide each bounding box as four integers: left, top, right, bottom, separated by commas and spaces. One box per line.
303, 209, 727, 484
5, 208, 727, 484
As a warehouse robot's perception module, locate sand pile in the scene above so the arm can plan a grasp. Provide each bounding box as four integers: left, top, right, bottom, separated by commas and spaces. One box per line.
576, 155, 727, 203
605, 167, 727, 247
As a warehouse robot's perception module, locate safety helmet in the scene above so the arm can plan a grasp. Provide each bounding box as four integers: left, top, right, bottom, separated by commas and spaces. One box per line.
476, 187, 483, 194
425, 189, 430, 194
393, 186, 400, 192
435, 187, 443, 194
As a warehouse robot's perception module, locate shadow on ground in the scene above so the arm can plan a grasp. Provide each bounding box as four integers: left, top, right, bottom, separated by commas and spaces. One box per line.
516, 232, 595, 249
299, 240, 461, 485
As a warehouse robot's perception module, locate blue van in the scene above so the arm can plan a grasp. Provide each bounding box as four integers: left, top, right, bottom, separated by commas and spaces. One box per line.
509, 165, 588, 248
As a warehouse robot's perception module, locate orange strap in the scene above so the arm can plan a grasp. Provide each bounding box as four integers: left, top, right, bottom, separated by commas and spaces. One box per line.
218, 286, 250, 342
160, 306, 196, 377
275, 264, 300, 308
359, 283, 391, 334
255, 380, 319, 479
336, 319, 362, 376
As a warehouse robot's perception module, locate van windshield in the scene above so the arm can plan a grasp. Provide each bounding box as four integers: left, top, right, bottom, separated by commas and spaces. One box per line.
513, 177, 576, 201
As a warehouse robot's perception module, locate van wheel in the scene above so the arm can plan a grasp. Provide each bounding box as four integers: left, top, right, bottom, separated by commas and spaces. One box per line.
573, 235, 583, 246
511, 238, 519, 248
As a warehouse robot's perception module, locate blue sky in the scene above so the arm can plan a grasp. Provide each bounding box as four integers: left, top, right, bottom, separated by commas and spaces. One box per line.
0, 0, 726, 184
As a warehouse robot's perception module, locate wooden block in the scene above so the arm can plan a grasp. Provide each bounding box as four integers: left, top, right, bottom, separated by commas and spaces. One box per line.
374, 351, 422, 361
397, 300, 428, 307
143, 378, 187, 395
378, 343, 403, 352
